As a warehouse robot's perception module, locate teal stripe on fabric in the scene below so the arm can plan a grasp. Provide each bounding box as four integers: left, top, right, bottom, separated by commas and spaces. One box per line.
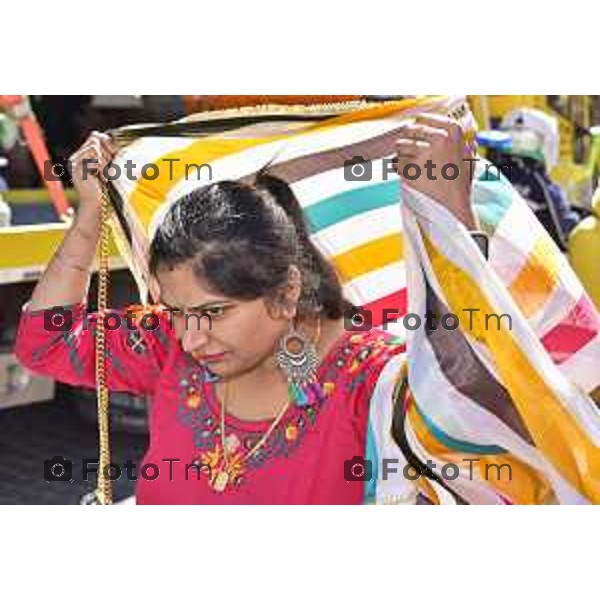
364, 419, 379, 503
414, 403, 506, 455
305, 180, 401, 234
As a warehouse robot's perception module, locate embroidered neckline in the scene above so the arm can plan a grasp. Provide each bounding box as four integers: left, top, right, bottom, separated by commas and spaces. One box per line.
175, 327, 402, 489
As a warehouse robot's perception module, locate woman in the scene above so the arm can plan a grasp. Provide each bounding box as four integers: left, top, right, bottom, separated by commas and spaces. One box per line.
15, 115, 483, 504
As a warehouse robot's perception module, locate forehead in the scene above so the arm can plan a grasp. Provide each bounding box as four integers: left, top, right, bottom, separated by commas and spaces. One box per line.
154, 263, 229, 308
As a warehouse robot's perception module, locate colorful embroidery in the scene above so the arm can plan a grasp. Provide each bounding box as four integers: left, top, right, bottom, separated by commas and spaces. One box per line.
285, 423, 299, 441
126, 329, 147, 354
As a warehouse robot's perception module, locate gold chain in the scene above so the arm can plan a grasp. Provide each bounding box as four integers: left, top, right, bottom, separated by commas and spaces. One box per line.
220, 381, 290, 468
93, 183, 113, 505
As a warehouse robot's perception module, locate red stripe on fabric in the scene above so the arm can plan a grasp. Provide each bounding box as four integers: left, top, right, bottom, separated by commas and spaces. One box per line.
541, 294, 600, 364
363, 288, 408, 328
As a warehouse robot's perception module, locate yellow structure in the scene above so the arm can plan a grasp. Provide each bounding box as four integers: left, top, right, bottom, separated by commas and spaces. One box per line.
568, 188, 600, 310
0, 190, 123, 285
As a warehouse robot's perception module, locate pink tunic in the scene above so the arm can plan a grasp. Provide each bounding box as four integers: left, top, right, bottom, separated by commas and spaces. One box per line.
15, 303, 406, 504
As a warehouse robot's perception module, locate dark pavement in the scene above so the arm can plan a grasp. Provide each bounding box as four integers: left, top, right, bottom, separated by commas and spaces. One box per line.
0, 396, 147, 504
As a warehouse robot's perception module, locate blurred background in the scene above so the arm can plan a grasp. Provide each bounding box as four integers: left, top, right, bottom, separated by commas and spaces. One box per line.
1, 94, 600, 503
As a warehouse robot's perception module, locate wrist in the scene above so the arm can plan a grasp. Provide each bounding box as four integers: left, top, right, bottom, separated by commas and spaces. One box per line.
54, 253, 93, 273
448, 201, 479, 230
73, 206, 101, 232
435, 181, 477, 229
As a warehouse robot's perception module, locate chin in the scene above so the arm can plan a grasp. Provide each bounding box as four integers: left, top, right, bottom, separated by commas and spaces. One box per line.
199, 358, 231, 376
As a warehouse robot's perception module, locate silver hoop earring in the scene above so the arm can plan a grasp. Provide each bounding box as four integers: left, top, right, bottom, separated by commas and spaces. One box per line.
276, 321, 325, 407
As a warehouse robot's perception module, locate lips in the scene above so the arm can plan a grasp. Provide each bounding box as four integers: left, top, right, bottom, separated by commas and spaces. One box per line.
192, 351, 228, 363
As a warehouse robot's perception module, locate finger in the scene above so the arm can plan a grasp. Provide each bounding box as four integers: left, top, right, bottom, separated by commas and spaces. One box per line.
396, 139, 430, 149
396, 153, 428, 170
98, 134, 117, 158
397, 122, 448, 143
81, 132, 113, 160
70, 147, 99, 173
73, 137, 102, 160
93, 139, 112, 182
395, 139, 429, 160
85, 131, 109, 151
91, 132, 119, 162
395, 139, 418, 156
414, 113, 459, 129
89, 130, 110, 142
98, 142, 117, 178
106, 137, 119, 156
87, 139, 105, 171
72, 139, 107, 181
90, 137, 114, 165
414, 114, 463, 139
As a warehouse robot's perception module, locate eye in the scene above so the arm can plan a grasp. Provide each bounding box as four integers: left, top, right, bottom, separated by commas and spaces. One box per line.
202, 306, 226, 318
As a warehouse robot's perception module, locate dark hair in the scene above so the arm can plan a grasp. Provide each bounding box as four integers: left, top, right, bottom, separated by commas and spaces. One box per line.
148, 173, 351, 319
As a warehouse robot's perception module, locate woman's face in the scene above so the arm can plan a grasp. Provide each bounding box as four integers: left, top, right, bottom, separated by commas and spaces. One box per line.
155, 261, 300, 379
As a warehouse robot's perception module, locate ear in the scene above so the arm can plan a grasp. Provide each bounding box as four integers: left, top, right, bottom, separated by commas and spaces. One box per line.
264, 265, 302, 320
284, 265, 303, 312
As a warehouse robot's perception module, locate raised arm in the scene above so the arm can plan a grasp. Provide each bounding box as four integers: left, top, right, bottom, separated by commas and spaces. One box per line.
28, 131, 113, 310
15, 132, 173, 397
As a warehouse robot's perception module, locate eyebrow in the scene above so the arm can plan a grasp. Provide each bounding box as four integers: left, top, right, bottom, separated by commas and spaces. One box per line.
160, 300, 231, 312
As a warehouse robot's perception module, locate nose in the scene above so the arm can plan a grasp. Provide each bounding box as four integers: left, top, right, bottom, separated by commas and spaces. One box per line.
180, 320, 210, 353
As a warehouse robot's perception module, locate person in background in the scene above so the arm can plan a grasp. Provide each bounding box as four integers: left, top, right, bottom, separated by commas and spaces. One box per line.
500, 109, 581, 245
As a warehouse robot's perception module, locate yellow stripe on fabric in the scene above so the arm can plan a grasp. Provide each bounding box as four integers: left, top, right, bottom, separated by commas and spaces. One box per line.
508, 236, 562, 318
421, 231, 600, 502
130, 137, 283, 231
408, 404, 552, 504
331, 234, 403, 283
416, 473, 441, 505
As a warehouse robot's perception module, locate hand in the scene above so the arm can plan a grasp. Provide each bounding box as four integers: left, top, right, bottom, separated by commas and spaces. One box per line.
69, 131, 118, 218
395, 114, 479, 229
